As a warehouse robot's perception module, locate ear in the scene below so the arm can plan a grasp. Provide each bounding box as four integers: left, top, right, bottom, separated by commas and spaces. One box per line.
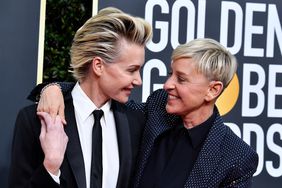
205, 81, 223, 102
91, 57, 104, 76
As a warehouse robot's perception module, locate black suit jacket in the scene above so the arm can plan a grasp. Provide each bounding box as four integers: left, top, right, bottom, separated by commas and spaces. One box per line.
9, 91, 145, 188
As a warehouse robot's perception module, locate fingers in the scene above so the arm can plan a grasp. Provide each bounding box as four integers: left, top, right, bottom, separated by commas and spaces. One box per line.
39, 118, 47, 139
49, 108, 58, 123
37, 112, 53, 129
54, 115, 64, 128
58, 104, 66, 125
36, 84, 66, 124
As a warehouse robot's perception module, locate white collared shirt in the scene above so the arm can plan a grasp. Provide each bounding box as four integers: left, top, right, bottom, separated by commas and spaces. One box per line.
72, 82, 120, 188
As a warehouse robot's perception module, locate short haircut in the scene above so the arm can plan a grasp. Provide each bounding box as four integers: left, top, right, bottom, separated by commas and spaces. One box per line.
70, 7, 152, 81
172, 38, 237, 88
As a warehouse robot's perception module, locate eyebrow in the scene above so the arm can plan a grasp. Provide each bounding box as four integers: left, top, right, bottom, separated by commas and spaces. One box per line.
174, 70, 189, 77
127, 65, 141, 69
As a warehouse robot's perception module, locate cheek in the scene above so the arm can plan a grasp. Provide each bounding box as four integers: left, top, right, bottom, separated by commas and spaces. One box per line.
104, 70, 124, 86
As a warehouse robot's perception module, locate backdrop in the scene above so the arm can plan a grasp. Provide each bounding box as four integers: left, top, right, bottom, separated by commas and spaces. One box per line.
0, 1, 40, 187
0, 0, 281, 187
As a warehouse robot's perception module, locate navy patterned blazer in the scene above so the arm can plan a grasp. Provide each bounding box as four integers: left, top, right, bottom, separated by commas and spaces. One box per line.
128, 89, 259, 188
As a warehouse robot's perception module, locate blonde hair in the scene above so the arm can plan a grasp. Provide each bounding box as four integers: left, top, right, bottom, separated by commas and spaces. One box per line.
172, 38, 237, 88
70, 7, 152, 81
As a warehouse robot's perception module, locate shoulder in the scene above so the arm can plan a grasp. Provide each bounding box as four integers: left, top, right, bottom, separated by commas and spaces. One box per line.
112, 100, 145, 118
220, 125, 258, 169
112, 100, 145, 134
208, 114, 258, 166
15, 104, 41, 135
225, 126, 257, 155
16, 104, 38, 122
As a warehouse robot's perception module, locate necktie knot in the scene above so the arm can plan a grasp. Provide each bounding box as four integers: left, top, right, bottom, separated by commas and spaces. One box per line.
93, 110, 104, 122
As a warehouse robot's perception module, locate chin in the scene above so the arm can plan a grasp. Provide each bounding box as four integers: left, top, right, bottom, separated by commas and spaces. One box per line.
165, 105, 175, 114
116, 96, 129, 104
166, 104, 183, 115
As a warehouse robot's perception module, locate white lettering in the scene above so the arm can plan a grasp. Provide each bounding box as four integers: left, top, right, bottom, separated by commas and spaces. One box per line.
145, 0, 169, 52
220, 1, 243, 54
243, 123, 264, 176
142, 59, 167, 102
244, 3, 266, 57
266, 123, 282, 177
268, 65, 282, 117
242, 64, 265, 117
266, 4, 282, 57
197, 0, 206, 38
171, 0, 195, 48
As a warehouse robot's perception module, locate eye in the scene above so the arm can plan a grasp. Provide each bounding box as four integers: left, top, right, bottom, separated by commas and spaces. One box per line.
128, 69, 135, 73
167, 71, 172, 77
127, 67, 139, 73
177, 76, 186, 83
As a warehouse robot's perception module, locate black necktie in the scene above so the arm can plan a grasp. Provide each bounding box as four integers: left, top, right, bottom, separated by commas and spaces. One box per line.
90, 110, 104, 188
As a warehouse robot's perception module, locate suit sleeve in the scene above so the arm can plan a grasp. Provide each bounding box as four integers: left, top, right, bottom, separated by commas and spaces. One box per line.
126, 101, 146, 114
8, 106, 60, 188
222, 149, 259, 188
125, 89, 168, 115
27, 82, 75, 102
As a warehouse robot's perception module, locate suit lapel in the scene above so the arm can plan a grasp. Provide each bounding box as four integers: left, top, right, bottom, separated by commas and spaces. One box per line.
64, 95, 87, 188
184, 113, 226, 188
112, 101, 132, 188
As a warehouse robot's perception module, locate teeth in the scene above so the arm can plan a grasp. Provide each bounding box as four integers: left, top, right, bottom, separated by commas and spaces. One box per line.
168, 95, 178, 99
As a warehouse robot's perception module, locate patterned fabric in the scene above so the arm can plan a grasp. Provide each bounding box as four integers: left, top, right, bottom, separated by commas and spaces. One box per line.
127, 89, 258, 188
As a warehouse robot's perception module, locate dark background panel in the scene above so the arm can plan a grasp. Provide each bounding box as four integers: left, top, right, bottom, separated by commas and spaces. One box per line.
0, 0, 40, 187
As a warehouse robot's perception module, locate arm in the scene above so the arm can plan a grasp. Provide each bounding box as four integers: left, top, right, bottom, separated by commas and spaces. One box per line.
34, 82, 147, 122
222, 150, 259, 188
125, 89, 169, 115
27, 82, 75, 102
126, 100, 146, 114
28, 82, 75, 123
9, 107, 68, 188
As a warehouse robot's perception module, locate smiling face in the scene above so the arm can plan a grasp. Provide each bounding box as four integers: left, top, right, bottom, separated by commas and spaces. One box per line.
98, 40, 145, 103
164, 58, 212, 120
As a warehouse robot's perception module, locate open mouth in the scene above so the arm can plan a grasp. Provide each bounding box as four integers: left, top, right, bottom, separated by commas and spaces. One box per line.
167, 93, 179, 100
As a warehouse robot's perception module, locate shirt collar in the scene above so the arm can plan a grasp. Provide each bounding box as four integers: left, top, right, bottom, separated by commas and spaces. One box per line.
184, 110, 216, 149
71, 82, 111, 122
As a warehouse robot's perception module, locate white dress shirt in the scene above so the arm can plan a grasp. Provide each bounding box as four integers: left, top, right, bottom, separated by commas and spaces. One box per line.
71, 82, 120, 188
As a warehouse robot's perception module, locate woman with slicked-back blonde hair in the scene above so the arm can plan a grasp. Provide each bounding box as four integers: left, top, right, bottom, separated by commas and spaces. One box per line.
70, 7, 152, 82
10, 7, 152, 188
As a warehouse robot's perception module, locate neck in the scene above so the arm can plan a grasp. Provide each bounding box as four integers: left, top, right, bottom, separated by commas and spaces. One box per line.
79, 78, 109, 108
182, 105, 214, 129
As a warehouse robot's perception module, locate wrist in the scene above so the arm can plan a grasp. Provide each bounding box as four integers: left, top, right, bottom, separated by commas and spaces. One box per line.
43, 158, 61, 176
40, 83, 62, 98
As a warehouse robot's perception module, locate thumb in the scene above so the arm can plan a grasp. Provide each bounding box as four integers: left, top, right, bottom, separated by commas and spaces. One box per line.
39, 118, 47, 138
37, 112, 53, 130
58, 105, 66, 125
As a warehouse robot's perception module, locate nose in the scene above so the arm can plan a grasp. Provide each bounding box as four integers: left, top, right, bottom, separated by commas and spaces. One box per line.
163, 76, 174, 91
132, 72, 142, 86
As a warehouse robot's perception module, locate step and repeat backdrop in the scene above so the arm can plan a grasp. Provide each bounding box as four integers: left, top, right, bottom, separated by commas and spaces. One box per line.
0, 0, 41, 187
0, 0, 281, 187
